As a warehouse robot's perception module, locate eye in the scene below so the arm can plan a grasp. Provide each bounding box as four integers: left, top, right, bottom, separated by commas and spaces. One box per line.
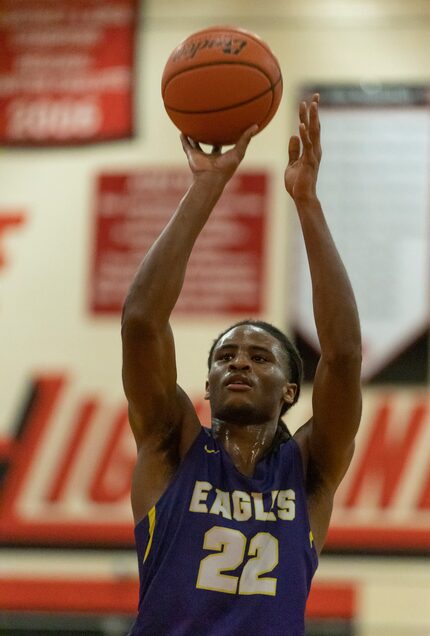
219, 353, 234, 361
252, 355, 267, 363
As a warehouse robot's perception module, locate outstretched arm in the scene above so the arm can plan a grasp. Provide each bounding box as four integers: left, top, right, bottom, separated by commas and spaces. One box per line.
121, 127, 257, 452
285, 95, 362, 551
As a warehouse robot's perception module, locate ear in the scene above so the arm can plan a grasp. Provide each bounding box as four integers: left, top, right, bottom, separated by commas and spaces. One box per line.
282, 382, 297, 405
204, 379, 210, 400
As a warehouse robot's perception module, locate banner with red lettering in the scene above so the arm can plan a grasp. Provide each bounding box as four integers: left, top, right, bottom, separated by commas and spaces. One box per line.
89, 169, 268, 315
0, 379, 428, 551
0, 0, 137, 145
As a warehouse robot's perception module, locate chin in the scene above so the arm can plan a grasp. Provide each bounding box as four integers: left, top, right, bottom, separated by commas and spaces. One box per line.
213, 402, 267, 425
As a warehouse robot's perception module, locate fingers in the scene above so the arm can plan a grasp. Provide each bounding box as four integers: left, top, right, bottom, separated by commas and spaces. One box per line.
182, 124, 258, 160
299, 122, 313, 153
308, 96, 322, 159
288, 135, 300, 164
180, 133, 195, 164
299, 101, 309, 131
299, 96, 319, 131
180, 133, 190, 151
180, 134, 207, 162
297, 94, 321, 163
189, 138, 203, 152
234, 124, 259, 158
308, 101, 320, 139
243, 123, 259, 139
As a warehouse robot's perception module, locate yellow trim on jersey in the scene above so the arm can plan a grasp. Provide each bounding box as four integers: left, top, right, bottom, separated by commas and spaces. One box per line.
143, 506, 156, 563
204, 444, 220, 454
309, 530, 314, 548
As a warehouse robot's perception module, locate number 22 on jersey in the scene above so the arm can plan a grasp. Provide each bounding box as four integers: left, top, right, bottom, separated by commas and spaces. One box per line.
196, 527, 279, 596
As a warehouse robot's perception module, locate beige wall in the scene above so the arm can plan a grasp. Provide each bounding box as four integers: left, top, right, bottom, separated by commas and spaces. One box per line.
1, 1, 430, 632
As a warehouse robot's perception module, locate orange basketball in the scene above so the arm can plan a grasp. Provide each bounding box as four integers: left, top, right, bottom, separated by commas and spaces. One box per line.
161, 26, 283, 146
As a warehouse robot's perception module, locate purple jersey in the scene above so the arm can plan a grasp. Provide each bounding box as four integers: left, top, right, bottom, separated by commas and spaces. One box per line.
129, 427, 318, 635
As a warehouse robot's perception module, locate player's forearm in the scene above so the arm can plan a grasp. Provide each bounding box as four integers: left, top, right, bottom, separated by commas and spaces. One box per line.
122, 174, 227, 326
296, 196, 361, 360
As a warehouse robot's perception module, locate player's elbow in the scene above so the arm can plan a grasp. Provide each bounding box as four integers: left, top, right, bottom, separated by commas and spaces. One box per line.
121, 296, 158, 336
323, 343, 362, 371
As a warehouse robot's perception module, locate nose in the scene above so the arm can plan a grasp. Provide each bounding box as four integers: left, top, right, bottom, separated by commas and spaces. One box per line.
228, 354, 250, 370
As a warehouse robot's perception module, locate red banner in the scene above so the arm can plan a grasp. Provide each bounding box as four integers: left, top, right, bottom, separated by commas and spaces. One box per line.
0, 0, 137, 145
89, 169, 268, 315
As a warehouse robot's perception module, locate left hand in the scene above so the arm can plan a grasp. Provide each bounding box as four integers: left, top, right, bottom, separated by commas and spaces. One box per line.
284, 94, 322, 203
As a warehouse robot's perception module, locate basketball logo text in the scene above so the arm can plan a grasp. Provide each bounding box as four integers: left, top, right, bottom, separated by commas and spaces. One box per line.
173, 37, 248, 61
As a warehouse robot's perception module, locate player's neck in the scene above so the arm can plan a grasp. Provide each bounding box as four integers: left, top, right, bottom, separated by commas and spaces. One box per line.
212, 419, 277, 477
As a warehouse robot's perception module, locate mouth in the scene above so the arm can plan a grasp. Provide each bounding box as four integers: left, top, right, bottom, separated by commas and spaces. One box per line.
226, 384, 252, 392
225, 376, 252, 391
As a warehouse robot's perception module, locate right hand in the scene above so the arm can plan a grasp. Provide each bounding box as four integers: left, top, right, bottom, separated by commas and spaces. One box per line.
180, 125, 258, 183
284, 94, 322, 203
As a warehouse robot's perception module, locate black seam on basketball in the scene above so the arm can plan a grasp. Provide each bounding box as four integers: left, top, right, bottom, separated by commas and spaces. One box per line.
259, 75, 283, 129
164, 74, 282, 114
162, 60, 281, 98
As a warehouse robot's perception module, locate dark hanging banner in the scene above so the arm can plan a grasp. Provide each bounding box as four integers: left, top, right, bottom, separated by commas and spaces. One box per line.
293, 84, 430, 384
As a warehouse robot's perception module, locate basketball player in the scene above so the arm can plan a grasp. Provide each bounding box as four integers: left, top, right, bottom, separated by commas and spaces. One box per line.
122, 94, 362, 635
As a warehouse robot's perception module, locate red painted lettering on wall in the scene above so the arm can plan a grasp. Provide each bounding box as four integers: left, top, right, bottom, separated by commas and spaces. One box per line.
344, 398, 428, 508
0, 377, 429, 549
0, 212, 25, 268
89, 407, 133, 503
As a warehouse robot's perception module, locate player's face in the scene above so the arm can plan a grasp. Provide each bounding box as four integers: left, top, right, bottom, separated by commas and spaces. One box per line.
206, 325, 297, 423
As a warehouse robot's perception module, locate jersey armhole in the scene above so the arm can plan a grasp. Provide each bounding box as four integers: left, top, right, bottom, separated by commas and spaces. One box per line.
134, 426, 208, 532
289, 436, 319, 570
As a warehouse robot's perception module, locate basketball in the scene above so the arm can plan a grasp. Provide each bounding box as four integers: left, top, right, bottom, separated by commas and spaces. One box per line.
161, 26, 283, 146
